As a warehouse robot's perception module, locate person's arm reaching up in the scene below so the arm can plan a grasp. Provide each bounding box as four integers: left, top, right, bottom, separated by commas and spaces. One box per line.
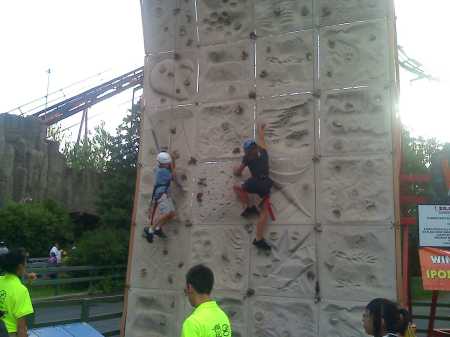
257, 123, 267, 150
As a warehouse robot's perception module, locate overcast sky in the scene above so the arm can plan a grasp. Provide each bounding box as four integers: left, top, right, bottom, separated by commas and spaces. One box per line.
0, 0, 448, 142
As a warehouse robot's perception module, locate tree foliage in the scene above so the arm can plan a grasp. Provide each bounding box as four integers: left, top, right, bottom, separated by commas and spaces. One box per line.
0, 200, 74, 257
96, 106, 140, 229
62, 122, 113, 172
68, 228, 128, 266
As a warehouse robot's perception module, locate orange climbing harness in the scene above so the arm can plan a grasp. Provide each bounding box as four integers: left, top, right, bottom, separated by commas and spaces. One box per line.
262, 195, 276, 221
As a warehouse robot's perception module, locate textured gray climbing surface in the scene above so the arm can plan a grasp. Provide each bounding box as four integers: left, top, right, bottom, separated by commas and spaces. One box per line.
124, 0, 399, 336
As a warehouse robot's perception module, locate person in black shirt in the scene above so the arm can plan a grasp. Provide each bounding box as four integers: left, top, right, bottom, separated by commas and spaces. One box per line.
233, 123, 273, 251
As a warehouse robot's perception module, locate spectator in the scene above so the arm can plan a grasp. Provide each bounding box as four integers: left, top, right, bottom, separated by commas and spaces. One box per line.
362, 298, 411, 337
49, 243, 62, 265
0, 243, 8, 256
0, 248, 34, 337
181, 264, 232, 337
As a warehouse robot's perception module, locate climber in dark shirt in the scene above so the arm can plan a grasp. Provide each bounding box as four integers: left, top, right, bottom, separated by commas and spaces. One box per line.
233, 123, 273, 251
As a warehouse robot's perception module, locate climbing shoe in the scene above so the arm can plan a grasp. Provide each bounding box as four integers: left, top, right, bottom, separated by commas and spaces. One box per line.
241, 206, 260, 218
253, 238, 271, 251
154, 228, 168, 239
143, 227, 154, 243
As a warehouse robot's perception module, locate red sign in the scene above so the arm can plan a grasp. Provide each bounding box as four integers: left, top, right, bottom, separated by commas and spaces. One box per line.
419, 247, 450, 290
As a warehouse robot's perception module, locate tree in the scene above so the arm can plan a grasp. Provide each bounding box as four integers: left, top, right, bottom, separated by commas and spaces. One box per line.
0, 200, 74, 257
62, 122, 113, 172
96, 105, 140, 229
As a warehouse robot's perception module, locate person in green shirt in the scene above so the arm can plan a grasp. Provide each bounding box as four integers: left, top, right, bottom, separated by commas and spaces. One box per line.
0, 248, 34, 337
182, 265, 232, 337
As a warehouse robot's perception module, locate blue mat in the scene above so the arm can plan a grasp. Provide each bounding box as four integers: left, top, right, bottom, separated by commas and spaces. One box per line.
29, 322, 104, 337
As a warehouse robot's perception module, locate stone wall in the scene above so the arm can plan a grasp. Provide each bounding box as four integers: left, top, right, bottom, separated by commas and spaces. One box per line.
0, 113, 100, 214
124, 1, 399, 336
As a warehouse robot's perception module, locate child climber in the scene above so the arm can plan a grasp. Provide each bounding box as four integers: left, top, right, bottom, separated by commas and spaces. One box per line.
143, 151, 177, 243
233, 123, 273, 251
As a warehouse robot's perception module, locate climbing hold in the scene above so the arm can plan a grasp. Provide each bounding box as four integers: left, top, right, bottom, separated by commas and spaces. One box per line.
246, 288, 255, 298
314, 223, 323, 233
196, 192, 203, 202
301, 6, 310, 17
249, 32, 257, 40
233, 22, 242, 31
170, 127, 177, 134
248, 91, 256, 99
254, 312, 264, 322
178, 262, 184, 268
307, 270, 315, 280
241, 50, 249, 60
163, 249, 169, 255
259, 70, 268, 78
332, 209, 341, 218
232, 147, 240, 154
332, 120, 343, 128
188, 157, 197, 165
322, 6, 331, 17
244, 223, 253, 234
233, 104, 243, 115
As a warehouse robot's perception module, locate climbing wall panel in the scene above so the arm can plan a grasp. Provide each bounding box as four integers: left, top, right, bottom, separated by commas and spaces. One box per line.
124, 0, 399, 336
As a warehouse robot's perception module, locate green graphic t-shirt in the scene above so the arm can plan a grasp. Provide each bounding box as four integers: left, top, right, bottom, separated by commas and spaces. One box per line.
0, 273, 34, 333
181, 301, 231, 337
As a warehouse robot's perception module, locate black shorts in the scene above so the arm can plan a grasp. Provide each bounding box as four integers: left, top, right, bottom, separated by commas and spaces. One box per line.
242, 177, 273, 198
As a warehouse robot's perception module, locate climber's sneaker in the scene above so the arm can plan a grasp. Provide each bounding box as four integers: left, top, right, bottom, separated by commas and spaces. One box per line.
241, 206, 260, 218
154, 228, 168, 239
143, 227, 154, 243
253, 238, 271, 251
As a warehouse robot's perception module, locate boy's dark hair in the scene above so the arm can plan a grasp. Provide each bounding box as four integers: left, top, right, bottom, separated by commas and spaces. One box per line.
0, 248, 27, 275
366, 298, 410, 337
186, 264, 214, 294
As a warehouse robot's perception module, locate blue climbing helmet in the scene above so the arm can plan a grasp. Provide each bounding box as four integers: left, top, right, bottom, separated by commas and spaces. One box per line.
243, 139, 256, 153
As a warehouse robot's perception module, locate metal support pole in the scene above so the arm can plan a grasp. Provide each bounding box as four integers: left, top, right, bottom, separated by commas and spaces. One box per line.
83, 109, 88, 152
76, 110, 86, 146
427, 290, 439, 337
402, 222, 411, 313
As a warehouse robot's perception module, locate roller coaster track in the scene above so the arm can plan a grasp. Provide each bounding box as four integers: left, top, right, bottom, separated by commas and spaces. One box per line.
29, 66, 144, 126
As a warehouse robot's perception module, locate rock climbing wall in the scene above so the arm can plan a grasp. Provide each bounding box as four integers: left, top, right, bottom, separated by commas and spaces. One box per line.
0, 114, 101, 214
124, 0, 399, 336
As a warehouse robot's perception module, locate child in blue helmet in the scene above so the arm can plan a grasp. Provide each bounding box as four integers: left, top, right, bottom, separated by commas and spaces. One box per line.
233, 123, 273, 251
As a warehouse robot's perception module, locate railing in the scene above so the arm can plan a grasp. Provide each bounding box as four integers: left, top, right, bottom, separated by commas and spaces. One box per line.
27, 264, 126, 296
23, 264, 126, 336
412, 301, 450, 335
29, 294, 124, 337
